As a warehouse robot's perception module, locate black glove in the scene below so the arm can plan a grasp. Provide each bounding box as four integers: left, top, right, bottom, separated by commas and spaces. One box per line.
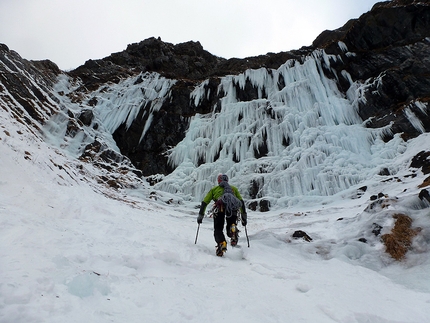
241, 212, 247, 226
197, 202, 207, 224
197, 213, 204, 224
240, 200, 247, 226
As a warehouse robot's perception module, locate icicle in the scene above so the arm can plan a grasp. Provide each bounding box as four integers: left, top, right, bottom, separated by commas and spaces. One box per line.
190, 79, 209, 107
338, 41, 348, 52
414, 101, 428, 115
93, 72, 176, 135
404, 107, 425, 133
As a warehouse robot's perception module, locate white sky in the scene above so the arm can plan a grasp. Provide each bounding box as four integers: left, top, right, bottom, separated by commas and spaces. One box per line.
0, 0, 383, 70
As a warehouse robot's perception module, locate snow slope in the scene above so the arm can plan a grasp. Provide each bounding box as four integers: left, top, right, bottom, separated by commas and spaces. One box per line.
1, 91, 430, 323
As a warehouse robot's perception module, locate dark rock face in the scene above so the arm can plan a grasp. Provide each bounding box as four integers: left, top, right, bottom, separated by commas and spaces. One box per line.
292, 230, 313, 242
0, 46, 61, 125
69, 36, 308, 90
69, 37, 223, 92
419, 189, 430, 204
317, 1, 430, 141
410, 151, 430, 174
110, 38, 221, 80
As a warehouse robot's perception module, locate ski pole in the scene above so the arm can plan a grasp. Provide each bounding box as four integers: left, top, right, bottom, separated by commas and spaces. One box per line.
194, 223, 200, 244
245, 225, 250, 248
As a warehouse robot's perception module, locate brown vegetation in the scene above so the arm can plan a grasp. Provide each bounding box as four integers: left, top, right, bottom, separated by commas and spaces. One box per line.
381, 214, 420, 260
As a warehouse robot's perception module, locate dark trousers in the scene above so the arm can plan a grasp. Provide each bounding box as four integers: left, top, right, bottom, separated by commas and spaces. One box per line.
213, 210, 237, 244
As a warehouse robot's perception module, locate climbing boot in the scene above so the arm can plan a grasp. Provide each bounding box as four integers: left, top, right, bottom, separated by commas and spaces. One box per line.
230, 224, 239, 246
216, 241, 227, 257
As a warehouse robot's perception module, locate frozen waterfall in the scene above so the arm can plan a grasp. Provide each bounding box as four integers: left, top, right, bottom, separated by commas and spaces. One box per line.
43, 48, 407, 208
156, 50, 406, 207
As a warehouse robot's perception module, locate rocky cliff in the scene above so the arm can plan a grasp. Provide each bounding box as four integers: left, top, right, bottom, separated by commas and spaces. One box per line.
1, 0, 430, 207
316, 0, 430, 141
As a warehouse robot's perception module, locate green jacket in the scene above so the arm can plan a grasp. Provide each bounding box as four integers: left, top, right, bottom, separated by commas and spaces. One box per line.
201, 185, 244, 213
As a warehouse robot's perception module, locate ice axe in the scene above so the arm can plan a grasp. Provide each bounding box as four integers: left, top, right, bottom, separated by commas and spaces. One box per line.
194, 223, 200, 244
244, 225, 250, 248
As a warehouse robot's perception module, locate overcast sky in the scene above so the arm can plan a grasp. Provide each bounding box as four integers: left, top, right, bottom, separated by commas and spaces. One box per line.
0, 0, 383, 70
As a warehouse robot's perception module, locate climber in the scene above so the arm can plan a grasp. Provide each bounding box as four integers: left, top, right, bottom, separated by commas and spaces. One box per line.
197, 174, 247, 256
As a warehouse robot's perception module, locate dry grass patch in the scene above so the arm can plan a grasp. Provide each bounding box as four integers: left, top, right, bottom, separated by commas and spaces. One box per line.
381, 214, 420, 260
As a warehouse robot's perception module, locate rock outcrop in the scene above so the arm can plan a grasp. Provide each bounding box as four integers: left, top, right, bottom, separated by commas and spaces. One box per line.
316, 0, 430, 141
0, 44, 61, 128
